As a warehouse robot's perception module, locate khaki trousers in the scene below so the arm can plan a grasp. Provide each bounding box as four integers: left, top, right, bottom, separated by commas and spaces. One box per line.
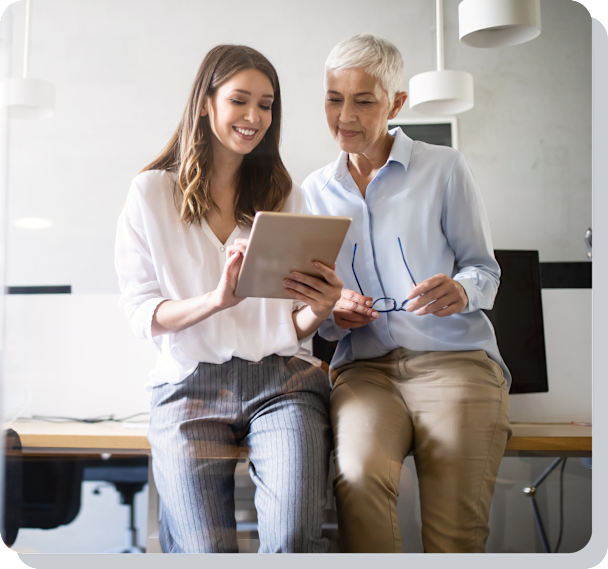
330, 348, 512, 553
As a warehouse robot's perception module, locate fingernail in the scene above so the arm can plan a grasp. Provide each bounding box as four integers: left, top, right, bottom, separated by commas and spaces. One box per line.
372, 311, 379, 318
284, 280, 292, 286
291, 272, 299, 278
313, 262, 320, 268
366, 301, 372, 307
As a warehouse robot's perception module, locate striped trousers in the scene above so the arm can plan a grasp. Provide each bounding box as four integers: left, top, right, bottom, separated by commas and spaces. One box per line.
147, 355, 331, 553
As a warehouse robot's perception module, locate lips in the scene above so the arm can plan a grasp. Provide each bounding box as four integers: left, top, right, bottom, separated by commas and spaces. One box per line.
233, 126, 258, 140
339, 128, 360, 138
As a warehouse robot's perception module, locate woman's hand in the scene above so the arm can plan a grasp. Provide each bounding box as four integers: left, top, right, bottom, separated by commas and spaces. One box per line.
284, 261, 343, 319
152, 239, 249, 337
405, 273, 468, 317
333, 289, 379, 329
210, 239, 248, 310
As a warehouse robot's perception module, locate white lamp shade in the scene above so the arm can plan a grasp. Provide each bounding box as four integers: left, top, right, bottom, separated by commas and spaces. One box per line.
0, 77, 55, 120
459, 0, 541, 48
409, 70, 474, 116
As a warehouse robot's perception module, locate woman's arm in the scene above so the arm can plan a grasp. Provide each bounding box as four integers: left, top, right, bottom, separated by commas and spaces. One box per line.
347, 153, 496, 320
152, 241, 246, 336
405, 153, 499, 317
286, 262, 343, 340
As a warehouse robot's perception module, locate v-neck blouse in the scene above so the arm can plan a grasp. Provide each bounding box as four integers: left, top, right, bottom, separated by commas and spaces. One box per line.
115, 169, 318, 389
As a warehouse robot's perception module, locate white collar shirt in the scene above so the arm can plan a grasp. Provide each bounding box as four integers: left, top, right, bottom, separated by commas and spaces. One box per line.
303, 128, 510, 386
115, 170, 317, 389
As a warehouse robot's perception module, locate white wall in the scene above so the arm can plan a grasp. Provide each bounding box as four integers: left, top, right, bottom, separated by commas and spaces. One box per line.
510, 289, 592, 423
3, 294, 155, 422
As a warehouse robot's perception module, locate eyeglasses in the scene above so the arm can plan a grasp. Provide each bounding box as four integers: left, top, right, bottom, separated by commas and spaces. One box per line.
352, 237, 417, 313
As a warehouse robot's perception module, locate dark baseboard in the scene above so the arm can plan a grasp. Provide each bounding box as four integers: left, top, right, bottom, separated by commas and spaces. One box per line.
539, 262, 591, 289
7, 285, 72, 295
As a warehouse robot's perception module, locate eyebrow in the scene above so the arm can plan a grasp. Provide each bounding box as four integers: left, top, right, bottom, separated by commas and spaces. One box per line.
327, 90, 376, 97
231, 89, 274, 99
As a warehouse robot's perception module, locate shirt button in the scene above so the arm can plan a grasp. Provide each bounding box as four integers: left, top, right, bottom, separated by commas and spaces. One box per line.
220, 247, 225, 252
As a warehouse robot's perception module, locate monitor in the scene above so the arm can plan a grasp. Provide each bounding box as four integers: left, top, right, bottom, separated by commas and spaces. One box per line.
484, 250, 549, 394
387, 117, 458, 149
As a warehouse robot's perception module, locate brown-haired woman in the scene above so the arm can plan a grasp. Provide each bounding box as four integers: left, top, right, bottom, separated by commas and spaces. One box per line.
115, 45, 343, 553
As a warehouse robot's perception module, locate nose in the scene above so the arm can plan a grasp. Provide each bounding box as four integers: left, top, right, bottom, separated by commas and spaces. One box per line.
244, 104, 260, 124
339, 99, 356, 124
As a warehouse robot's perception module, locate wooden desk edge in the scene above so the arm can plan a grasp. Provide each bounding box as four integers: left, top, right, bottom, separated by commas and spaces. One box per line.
17, 433, 151, 453
11, 425, 591, 455
505, 436, 592, 452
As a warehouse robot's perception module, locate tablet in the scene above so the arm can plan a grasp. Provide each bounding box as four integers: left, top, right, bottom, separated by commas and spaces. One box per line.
234, 212, 352, 299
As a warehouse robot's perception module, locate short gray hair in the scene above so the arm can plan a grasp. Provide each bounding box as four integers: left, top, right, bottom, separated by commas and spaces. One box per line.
325, 33, 404, 98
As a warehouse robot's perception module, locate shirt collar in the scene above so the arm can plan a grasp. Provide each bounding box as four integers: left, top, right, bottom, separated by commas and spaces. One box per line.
386, 126, 414, 171
331, 126, 414, 183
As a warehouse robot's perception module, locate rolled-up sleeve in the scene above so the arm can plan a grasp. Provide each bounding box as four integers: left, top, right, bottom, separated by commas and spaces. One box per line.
115, 189, 168, 348
442, 154, 501, 313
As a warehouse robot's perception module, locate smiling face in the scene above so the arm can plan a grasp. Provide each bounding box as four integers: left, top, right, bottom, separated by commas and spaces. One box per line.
325, 67, 406, 156
202, 68, 274, 157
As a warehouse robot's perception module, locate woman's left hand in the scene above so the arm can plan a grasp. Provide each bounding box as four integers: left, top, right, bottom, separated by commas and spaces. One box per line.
405, 273, 468, 317
284, 262, 343, 320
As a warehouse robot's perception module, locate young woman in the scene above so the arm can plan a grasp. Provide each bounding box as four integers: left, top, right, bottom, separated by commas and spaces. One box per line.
115, 45, 343, 554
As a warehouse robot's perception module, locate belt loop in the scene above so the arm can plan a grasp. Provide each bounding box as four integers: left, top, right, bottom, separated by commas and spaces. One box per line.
398, 357, 408, 380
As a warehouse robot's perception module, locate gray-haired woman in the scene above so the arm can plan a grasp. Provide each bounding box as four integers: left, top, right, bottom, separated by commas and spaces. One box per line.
300, 33, 512, 553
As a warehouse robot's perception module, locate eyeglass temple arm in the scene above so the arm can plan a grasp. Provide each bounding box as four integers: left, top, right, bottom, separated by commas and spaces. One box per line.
398, 237, 417, 287
352, 244, 365, 296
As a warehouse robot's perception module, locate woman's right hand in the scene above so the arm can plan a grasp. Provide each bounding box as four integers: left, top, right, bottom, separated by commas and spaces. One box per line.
334, 288, 379, 329
210, 239, 247, 310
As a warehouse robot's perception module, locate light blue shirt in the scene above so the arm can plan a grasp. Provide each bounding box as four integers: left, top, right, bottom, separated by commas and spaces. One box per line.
303, 128, 510, 387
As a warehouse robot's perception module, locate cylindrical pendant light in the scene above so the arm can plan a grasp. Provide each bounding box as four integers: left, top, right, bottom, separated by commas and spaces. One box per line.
459, 0, 541, 48
0, 0, 55, 120
409, 0, 474, 115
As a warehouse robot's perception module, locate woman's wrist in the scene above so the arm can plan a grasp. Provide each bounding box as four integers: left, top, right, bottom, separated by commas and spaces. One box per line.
207, 290, 228, 314
309, 305, 332, 322
292, 305, 331, 340
154, 292, 224, 336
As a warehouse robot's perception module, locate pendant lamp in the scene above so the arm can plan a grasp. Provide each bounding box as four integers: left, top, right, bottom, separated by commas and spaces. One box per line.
459, 0, 541, 48
409, 0, 474, 116
0, 0, 55, 119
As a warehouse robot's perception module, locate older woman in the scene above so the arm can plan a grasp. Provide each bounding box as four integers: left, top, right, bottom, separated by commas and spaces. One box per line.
301, 34, 512, 553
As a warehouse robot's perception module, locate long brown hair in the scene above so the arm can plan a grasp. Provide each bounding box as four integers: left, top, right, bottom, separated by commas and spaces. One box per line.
142, 45, 292, 227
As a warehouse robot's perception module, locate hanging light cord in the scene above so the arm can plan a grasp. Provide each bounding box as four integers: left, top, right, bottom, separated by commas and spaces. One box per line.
436, 0, 444, 71
23, 0, 31, 78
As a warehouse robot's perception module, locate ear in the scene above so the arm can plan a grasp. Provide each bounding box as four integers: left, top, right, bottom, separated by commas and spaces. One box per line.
388, 91, 408, 120
200, 97, 209, 118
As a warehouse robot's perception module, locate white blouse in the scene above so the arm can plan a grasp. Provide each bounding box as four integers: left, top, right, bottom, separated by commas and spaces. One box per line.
115, 169, 319, 389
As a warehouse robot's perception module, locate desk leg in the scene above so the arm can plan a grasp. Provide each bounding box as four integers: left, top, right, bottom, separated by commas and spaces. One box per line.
522, 457, 566, 553
146, 456, 162, 553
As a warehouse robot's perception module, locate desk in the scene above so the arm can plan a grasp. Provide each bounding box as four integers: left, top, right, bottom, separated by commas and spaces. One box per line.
506, 422, 591, 456
8, 420, 592, 455
5, 420, 592, 552
7, 420, 150, 455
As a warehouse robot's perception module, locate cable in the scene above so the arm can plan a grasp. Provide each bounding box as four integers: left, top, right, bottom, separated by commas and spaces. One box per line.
30, 412, 149, 424
553, 457, 568, 553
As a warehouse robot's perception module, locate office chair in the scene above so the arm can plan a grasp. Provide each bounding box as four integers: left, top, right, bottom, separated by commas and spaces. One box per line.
1, 430, 84, 547
83, 456, 148, 553
2, 429, 23, 547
